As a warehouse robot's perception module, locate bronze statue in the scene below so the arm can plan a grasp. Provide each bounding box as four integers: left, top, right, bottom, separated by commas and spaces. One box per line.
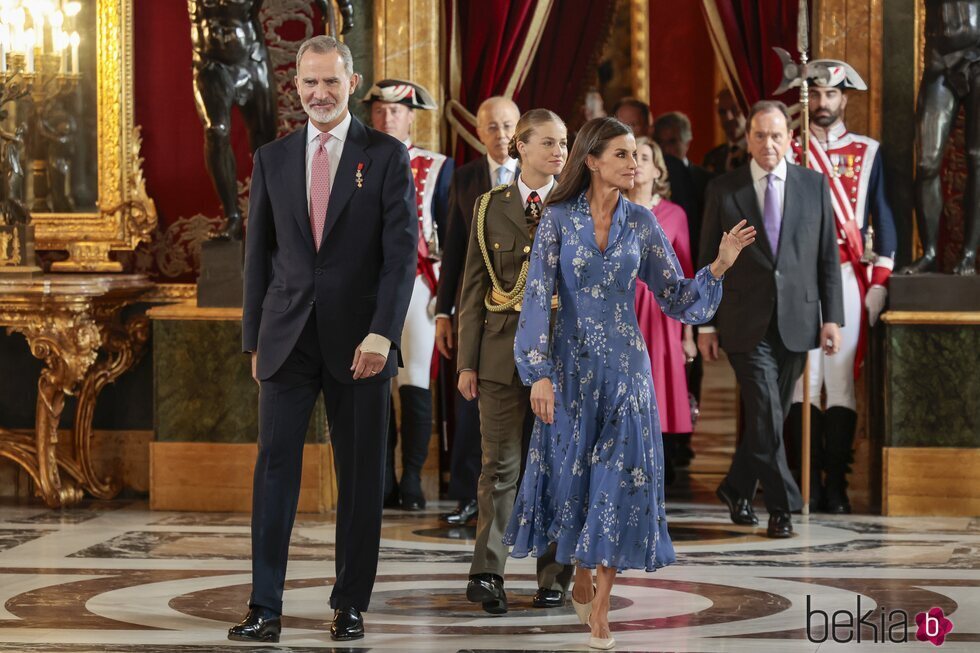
0, 121, 29, 226
904, 0, 980, 275
39, 101, 77, 213
318, 0, 355, 37
189, 0, 277, 241
189, 0, 354, 241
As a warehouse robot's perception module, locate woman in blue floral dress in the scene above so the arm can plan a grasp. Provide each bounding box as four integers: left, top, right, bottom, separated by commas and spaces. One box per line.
503, 118, 754, 649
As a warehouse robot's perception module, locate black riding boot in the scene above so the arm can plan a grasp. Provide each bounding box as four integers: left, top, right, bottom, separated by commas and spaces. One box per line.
398, 385, 433, 510
824, 406, 857, 514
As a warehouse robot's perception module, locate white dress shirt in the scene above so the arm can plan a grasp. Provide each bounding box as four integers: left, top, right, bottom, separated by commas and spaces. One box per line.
517, 175, 555, 206
305, 112, 390, 361
488, 154, 518, 186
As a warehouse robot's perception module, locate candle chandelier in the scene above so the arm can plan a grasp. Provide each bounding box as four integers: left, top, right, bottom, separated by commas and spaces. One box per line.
0, 0, 85, 217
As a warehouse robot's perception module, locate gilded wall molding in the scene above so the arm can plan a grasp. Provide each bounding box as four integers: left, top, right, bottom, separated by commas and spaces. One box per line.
630, 0, 650, 103
31, 0, 157, 272
373, 0, 443, 151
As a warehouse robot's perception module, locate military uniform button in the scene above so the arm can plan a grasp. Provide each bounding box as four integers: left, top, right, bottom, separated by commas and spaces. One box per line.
523, 245, 531, 254
494, 243, 500, 250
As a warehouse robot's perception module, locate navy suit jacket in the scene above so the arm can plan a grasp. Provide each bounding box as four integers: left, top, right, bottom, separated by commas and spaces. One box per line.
243, 116, 418, 382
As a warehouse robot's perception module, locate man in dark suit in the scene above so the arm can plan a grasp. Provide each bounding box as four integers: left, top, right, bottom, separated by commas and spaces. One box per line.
697, 100, 843, 539
702, 89, 748, 176
230, 36, 416, 643
655, 110, 711, 465
434, 96, 520, 526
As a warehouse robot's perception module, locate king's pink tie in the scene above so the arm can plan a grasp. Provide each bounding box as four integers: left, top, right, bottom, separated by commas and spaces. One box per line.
309, 132, 331, 250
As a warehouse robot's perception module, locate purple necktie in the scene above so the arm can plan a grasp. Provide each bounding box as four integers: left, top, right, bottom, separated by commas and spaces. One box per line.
763, 173, 781, 257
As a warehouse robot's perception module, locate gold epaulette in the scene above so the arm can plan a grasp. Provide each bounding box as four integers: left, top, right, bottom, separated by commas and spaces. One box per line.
477, 184, 530, 313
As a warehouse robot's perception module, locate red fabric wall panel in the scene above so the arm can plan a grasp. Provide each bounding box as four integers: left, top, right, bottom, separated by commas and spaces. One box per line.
134, 1, 252, 243
648, 0, 718, 163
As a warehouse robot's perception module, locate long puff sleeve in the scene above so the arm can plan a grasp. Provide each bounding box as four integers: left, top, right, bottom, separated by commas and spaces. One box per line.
514, 207, 561, 385
637, 208, 723, 325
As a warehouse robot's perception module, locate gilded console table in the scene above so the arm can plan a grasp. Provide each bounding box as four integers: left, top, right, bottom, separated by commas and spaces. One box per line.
0, 275, 152, 507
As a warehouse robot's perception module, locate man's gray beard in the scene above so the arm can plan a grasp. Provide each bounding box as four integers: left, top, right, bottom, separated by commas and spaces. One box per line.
304, 100, 346, 124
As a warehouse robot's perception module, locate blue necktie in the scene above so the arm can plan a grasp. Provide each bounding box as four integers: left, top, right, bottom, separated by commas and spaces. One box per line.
496, 166, 509, 186
763, 173, 781, 257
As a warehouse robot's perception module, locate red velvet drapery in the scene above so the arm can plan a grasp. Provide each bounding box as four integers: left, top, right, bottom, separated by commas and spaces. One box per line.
515, 1, 616, 119
446, 0, 615, 162
701, 0, 802, 112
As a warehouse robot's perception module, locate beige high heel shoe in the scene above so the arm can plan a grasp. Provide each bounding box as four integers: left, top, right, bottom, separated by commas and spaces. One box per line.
587, 613, 615, 650
571, 583, 596, 625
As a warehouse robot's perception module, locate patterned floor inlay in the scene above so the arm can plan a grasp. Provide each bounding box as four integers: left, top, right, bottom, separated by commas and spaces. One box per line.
1, 360, 977, 651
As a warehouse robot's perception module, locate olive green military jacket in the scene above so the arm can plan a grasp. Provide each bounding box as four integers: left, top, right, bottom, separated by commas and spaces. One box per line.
456, 181, 535, 385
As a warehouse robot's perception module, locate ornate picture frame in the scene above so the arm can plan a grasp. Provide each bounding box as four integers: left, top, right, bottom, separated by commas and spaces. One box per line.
32, 0, 156, 272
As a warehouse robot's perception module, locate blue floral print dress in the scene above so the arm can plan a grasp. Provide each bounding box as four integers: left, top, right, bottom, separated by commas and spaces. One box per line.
503, 192, 723, 571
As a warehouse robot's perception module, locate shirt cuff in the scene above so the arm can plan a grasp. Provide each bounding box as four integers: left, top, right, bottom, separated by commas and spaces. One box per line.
458, 368, 474, 373
435, 313, 452, 320
360, 333, 391, 360
699, 326, 717, 334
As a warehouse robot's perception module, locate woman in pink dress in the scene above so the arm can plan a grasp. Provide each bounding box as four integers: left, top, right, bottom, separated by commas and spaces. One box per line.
628, 138, 697, 484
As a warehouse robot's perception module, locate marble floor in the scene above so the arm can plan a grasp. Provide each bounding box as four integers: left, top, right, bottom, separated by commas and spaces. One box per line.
0, 362, 978, 652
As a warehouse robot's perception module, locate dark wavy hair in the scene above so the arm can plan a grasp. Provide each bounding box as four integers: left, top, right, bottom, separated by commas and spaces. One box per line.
547, 117, 632, 206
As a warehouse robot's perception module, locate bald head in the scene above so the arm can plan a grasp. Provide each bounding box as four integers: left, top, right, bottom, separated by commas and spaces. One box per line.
476, 96, 520, 163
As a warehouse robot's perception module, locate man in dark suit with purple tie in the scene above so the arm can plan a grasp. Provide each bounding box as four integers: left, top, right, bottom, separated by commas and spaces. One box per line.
230, 35, 416, 644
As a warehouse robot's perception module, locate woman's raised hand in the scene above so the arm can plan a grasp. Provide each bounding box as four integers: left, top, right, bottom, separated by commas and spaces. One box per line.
711, 219, 756, 277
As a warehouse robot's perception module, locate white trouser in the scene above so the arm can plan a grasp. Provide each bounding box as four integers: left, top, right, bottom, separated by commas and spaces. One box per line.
397, 274, 436, 389
793, 262, 862, 410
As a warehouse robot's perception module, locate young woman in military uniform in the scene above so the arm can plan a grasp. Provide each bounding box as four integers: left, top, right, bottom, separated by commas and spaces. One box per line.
456, 109, 572, 614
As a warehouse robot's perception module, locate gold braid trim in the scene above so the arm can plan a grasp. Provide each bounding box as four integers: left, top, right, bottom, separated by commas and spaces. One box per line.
477, 184, 531, 312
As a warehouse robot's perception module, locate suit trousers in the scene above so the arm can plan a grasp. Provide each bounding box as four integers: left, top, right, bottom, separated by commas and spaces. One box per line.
447, 376, 482, 501
250, 313, 389, 614
470, 375, 572, 591
724, 319, 806, 513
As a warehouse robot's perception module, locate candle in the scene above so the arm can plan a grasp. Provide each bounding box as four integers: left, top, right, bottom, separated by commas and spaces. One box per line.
69, 30, 78, 75
24, 28, 34, 72
29, 8, 44, 55
0, 24, 7, 73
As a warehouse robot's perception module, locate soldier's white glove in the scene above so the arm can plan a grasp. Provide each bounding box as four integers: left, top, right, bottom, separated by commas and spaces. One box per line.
865, 284, 887, 326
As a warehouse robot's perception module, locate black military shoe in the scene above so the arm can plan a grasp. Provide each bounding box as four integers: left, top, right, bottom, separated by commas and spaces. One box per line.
442, 499, 478, 525
466, 573, 507, 614
532, 588, 565, 608
227, 607, 281, 642
716, 484, 759, 526
330, 606, 364, 641
767, 511, 794, 538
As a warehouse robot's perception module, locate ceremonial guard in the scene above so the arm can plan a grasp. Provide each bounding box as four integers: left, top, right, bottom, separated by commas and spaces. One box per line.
788, 61, 897, 514
363, 79, 454, 510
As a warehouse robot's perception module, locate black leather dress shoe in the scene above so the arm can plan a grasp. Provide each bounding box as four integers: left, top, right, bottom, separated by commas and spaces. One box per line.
767, 511, 794, 538
227, 607, 281, 642
330, 606, 364, 641
716, 484, 759, 526
442, 499, 478, 525
400, 494, 425, 511
532, 588, 565, 608
466, 573, 507, 614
